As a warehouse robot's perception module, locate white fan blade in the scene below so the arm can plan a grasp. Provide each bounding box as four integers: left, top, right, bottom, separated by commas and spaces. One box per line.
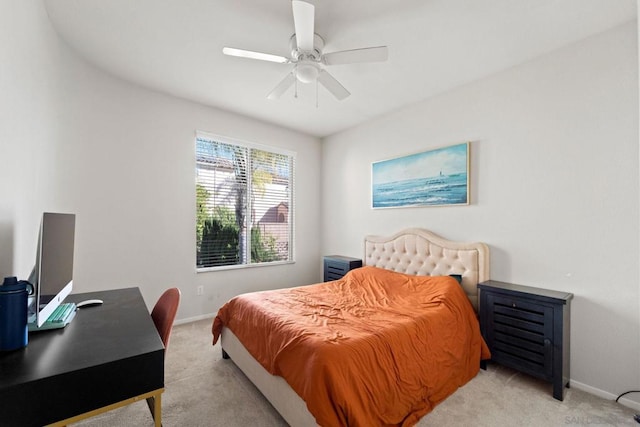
292, 1, 315, 51
267, 72, 296, 99
323, 46, 388, 66
223, 47, 289, 64
317, 70, 350, 100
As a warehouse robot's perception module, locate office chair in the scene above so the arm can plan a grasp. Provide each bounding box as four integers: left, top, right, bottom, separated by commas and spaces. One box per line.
147, 287, 181, 425
151, 287, 181, 348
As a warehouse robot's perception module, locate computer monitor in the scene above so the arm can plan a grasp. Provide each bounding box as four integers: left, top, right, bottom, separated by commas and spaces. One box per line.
28, 212, 76, 327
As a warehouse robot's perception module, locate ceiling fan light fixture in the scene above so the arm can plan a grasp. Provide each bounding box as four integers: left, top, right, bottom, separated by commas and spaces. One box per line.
224, 1, 388, 101
296, 63, 318, 84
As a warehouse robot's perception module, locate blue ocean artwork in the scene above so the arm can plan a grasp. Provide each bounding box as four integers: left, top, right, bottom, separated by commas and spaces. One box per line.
372, 143, 468, 208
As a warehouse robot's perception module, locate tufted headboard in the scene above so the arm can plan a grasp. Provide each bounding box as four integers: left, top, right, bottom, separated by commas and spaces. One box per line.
364, 228, 490, 311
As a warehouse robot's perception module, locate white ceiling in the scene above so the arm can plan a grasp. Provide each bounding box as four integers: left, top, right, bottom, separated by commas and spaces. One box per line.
44, 0, 636, 138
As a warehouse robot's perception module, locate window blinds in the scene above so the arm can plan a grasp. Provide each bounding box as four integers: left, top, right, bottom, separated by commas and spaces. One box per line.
195, 133, 295, 269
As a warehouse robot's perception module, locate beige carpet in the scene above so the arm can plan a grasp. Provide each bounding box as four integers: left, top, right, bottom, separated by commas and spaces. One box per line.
74, 319, 638, 426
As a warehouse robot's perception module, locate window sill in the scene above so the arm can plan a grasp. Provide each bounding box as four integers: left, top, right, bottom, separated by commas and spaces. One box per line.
196, 260, 295, 273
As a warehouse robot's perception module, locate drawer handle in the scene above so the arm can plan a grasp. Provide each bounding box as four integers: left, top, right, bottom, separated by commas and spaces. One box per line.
512, 302, 516, 308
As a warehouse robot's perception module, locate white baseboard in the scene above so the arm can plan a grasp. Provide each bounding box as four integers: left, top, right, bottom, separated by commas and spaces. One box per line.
174, 313, 215, 326
570, 379, 640, 411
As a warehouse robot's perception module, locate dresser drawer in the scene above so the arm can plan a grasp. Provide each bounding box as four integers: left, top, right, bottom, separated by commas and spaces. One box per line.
485, 294, 554, 378
325, 263, 349, 280
323, 256, 362, 281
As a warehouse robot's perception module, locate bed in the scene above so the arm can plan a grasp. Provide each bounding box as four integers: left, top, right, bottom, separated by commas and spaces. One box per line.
212, 228, 490, 426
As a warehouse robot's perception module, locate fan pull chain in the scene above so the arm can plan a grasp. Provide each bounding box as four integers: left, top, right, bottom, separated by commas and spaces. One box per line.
315, 78, 319, 108
294, 69, 298, 99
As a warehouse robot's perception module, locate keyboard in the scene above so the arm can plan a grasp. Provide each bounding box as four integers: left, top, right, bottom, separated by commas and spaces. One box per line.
28, 302, 77, 331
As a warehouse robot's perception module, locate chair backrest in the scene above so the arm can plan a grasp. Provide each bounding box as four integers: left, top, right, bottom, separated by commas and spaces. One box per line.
151, 287, 181, 349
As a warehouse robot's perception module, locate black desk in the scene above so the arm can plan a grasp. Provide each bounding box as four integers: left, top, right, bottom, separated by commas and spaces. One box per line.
0, 287, 165, 427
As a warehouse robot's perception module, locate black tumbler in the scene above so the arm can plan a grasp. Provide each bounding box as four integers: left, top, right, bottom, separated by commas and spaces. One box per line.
0, 276, 33, 351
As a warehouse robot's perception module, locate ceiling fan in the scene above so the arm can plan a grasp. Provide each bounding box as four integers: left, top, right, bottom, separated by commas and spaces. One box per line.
222, 0, 388, 101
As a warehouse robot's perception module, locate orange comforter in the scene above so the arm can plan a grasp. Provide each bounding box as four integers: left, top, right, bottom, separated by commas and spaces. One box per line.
212, 266, 490, 427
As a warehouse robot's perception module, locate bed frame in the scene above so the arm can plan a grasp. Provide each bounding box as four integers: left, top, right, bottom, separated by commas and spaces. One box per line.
220, 228, 490, 426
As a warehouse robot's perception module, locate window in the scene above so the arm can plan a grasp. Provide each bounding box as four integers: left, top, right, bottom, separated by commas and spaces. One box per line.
195, 132, 295, 270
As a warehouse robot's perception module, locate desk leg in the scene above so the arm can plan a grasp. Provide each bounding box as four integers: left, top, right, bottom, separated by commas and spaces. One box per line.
154, 393, 162, 427
146, 393, 162, 427
51, 389, 164, 427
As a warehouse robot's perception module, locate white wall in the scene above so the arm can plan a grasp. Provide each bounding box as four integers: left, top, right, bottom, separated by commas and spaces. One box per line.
0, 0, 322, 321
322, 22, 640, 407
0, 1, 63, 278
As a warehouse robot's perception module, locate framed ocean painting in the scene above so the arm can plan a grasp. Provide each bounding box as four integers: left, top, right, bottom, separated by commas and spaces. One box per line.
372, 142, 469, 208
